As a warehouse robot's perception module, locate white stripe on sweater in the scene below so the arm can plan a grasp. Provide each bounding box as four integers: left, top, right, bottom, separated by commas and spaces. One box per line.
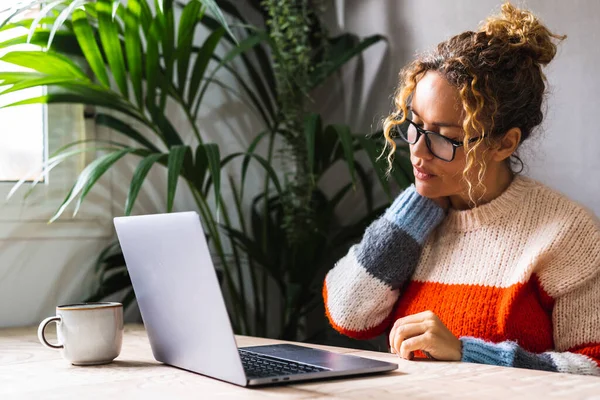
553, 271, 600, 351
548, 352, 600, 376
325, 245, 399, 332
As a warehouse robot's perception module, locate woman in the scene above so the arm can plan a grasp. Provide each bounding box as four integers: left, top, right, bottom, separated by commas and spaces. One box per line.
323, 3, 600, 375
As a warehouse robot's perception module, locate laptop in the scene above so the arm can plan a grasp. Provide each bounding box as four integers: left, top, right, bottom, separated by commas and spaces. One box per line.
113, 211, 398, 387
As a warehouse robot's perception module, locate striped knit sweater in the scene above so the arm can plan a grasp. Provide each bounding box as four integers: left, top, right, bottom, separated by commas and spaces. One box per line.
323, 175, 600, 375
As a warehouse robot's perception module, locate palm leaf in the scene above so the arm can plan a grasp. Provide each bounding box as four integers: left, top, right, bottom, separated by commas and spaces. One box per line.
210, 53, 273, 126
145, 18, 160, 111
120, 287, 137, 310
70, 148, 138, 218
158, 5, 175, 111
329, 182, 353, 212
187, 27, 224, 107
95, 113, 160, 153
0, 71, 46, 84
48, 0, 86, 48
85, 269, 132, 302
190, 145, 206, 193
166, 145, 189, 212
125, 153, 167, 215
0, 51, 88, 79
197, 0, 236, 43
200, 15, 276, 119
97, 0, 128, 98
304, 113, 321, 180
327, 124, 356, 185
26, 0, 65, 44
240, 130, 268, 199
176, 0, 202, 95
0, 75, 76, 95
7, 145, 122, 201
0, 31, 81, 57
194, 32, 264, 117
202, 143, 221, 211
1, 92, 143, 125
357, 135, 392, 200
393, 147, 415, 184
93, 240, 121, 272
0, 17, 59, 33
0, 0, 41, 30
72, 8, 110, 87
309, 34, 386, 89
218, 151, 282, 196
124, 0, 143, 108
146, 101, 183, 146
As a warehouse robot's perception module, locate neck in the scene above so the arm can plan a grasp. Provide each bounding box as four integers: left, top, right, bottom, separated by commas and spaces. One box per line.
449, 164, 514, 210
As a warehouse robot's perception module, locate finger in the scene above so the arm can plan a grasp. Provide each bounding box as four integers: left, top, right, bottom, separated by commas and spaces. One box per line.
389, 311, 435, 350
393, 310, 438, 328
391, 322, 427, 355
400, 332, 432, 359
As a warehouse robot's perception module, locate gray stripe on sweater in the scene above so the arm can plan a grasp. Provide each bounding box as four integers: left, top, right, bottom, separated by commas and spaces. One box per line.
513, 348, 558, 372
355, 217, 422, 289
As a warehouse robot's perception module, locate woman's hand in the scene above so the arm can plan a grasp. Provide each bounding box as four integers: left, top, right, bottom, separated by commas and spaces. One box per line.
389, 310, 462, 361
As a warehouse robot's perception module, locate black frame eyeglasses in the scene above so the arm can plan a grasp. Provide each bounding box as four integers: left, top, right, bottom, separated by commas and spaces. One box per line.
394, 118, 482, 162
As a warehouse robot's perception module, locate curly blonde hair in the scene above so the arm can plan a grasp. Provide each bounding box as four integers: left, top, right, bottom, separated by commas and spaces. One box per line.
382, 2, 566, 204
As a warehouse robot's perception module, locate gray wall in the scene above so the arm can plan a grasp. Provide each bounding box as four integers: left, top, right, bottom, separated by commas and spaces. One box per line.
323, 0, 600, 216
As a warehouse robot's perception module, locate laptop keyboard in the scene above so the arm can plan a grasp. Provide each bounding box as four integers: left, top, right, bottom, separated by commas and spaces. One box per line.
238, 349, 328, 378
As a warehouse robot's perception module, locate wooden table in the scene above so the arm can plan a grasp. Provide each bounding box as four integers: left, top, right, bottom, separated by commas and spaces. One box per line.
1, 325, 599, 399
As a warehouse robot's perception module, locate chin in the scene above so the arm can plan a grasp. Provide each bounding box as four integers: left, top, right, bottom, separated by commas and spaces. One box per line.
414, 180, 440, 199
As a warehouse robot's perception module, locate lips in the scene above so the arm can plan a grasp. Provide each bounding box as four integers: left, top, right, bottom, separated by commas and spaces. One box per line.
413, 165, 436, 181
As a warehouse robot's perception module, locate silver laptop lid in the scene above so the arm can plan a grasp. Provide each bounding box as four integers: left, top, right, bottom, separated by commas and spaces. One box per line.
114, 212, 247, 386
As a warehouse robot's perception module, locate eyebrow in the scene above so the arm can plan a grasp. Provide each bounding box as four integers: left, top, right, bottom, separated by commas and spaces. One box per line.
409, 108, 462, 129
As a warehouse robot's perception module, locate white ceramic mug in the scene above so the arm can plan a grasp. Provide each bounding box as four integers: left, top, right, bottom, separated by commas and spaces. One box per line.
37, 302, 124, 365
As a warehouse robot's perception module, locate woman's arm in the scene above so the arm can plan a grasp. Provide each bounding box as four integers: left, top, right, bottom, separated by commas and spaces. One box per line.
323, 185, 445, 340
461, 258, 600, 375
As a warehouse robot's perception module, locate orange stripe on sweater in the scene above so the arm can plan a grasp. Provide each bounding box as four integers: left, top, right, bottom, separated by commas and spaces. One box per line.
567, 343, 600, 367
394, 277, 555, 354
322, 278, 393, 340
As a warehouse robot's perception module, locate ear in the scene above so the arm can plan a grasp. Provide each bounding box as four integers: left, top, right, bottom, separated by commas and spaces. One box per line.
492, 127, 521, 162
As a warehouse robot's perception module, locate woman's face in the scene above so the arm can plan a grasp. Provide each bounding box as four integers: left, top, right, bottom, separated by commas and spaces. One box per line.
409, 71, 471, 200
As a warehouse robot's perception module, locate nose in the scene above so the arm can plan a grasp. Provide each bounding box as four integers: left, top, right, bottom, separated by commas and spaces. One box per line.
410, 133, 433, 160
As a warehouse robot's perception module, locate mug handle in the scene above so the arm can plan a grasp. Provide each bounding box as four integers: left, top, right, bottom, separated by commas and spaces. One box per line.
37, 316, 64, 350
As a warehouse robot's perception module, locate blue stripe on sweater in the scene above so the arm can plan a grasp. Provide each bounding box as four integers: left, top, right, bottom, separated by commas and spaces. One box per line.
460, 337, 558, 372
383, 185, 445, 245
353, 185, 445, 288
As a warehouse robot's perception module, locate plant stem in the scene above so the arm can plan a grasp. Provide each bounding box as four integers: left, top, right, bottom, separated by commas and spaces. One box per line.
169, 88, 204, 145
217, 192, 249, 334
186, 180, 248, 334
229, 175, 262, 336
262, 129, 277, 336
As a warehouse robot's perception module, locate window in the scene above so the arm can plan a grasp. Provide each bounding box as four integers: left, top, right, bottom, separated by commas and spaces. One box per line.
0, 2, 112, 238
0, 2, 46, 182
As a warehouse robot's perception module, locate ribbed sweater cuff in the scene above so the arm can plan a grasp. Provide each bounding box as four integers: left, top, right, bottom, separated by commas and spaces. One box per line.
460, 337, 516, 367
383, 185, 446, 245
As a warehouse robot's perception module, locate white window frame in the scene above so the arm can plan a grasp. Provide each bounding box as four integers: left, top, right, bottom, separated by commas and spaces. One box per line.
0, 101, 114, 240
0, 3, 115, 239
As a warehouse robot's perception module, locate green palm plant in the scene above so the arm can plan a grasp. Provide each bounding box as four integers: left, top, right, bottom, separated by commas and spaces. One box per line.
0, 0, 413, 340
0, 0, 260, 333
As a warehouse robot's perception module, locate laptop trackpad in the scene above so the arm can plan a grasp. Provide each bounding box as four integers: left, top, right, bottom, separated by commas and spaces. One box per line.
239, 344, 385, 371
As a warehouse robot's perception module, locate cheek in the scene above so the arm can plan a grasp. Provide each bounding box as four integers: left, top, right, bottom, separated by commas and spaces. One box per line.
439, 160, 466, 182
412, 158, 466, 198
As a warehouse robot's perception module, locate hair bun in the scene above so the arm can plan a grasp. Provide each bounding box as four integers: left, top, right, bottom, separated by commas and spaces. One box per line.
480, 2, 566, 66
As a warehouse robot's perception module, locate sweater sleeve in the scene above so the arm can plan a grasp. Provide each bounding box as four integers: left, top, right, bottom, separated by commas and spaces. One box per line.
461, 208, 600, 376
460, 269, 600, 375
323, 185, 445, 340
